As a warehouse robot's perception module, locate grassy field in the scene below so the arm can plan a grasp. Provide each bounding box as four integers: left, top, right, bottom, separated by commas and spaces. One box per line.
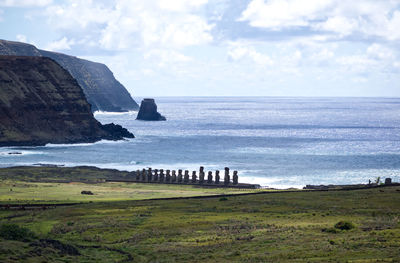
0, 166, 260, 204
0, 180, 258, 204
1, 185, 399, 262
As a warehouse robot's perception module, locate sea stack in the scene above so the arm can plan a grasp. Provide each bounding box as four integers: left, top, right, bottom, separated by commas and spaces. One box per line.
136, 98, 166, 121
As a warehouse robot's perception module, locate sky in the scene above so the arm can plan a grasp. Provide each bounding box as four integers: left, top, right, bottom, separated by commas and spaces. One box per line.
0, 0, 400, 97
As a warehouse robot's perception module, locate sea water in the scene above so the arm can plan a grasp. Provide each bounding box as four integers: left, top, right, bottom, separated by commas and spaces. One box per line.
1, 97, 400, 188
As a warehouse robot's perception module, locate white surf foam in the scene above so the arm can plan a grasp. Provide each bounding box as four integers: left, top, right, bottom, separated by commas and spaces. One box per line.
0, 150, 46, 156
94, 110, 137, 116
44, 138, 134, 148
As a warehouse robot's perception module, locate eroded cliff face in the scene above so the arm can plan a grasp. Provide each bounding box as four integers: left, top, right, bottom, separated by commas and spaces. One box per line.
0, 39, 138, 112
0, 56, 134, 146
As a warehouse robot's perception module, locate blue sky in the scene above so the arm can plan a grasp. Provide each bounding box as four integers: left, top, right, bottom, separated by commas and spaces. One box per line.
1, 0, 400, 97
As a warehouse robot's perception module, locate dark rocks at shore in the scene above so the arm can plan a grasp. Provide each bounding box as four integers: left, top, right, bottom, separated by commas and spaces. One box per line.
303, 180, 398, 190
136, 98, 166, 121
102, 123, 135, 139
0, 39, 139, 112
0, 56, 134, 147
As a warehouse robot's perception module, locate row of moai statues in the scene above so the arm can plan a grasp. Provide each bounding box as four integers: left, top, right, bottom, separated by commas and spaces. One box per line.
132, 167, 238, 185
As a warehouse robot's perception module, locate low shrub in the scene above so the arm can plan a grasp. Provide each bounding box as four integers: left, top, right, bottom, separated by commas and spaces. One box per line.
0, 224, 36, 241
334, 221, 355, 230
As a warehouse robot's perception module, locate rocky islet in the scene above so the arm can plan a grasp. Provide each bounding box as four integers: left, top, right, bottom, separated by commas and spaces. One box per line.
136, 98, 166, 121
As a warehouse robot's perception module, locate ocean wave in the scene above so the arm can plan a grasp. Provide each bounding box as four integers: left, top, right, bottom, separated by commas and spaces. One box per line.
44, 138, 134, 148
239, 175, 305, 189
0, 150, 46, 156
94, 110, 137, 116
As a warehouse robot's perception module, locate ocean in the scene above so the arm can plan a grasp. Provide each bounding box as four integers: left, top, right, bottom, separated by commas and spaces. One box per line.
1, 97, 399, 188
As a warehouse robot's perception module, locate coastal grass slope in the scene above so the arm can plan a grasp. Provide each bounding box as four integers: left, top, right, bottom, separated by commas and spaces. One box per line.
0, 183, 399, 262
0, 166, 259, 204
0, 181, 257, 204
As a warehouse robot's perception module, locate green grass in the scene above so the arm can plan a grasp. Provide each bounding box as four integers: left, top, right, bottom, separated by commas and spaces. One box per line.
1, 185, 400, 262
0, 180, 258, 204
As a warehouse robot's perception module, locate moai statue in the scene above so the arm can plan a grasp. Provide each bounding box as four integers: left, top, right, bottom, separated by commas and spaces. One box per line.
199, 166, 205, 184
172, 170, 177, 182
178, 169, 183, 183
159, 169, 165, 182
154, 169, 159, 182
192, 171, 197, 183
166, 170, 171, 182
184, 170, 189, 183
224, 167, 230, 185
141, 169, 146, 181
385, 178, 392, 185
135, 170, 141, 181
233, 170, 238, 185
215, 170, 220, 184
207, 171, 213, 184
147, 168, 152, 182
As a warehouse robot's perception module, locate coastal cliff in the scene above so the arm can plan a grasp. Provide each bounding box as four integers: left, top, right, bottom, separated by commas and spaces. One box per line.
0, 39, 139, 112
0, 56, 134, 146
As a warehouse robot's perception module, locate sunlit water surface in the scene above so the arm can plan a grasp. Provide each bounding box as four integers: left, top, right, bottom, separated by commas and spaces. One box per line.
1, 97, 400, 188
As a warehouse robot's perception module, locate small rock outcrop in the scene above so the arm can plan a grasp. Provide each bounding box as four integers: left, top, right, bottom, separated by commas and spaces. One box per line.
136, 99, 166, 121
0, 56, 134, 146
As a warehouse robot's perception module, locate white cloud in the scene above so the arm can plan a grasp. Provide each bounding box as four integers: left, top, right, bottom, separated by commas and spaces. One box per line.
0, 0, 52, 7
45, 37, 75, 51
385, 11, 400, 41
310, 48, 334, 62
352, 76, 368, 83
336, 55, 377, 73
239, 0, 334, 29
335, 43, 398, 75
240, 0, 400, 41
45, 1, 111, 30
16, 34, 27, 42
314, 16, 358, 36
45, 0, 213, 50
228, 43, 273, 66
367, 43, 394, 61
144, 49, 191, 67
17, 0, 399, 96
157, 0, 208, 12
